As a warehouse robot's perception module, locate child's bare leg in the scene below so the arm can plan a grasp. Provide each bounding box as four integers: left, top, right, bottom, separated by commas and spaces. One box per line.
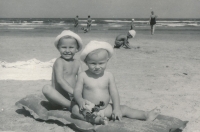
120, 105, 160, 121
104, 104, 160, 121
71, 105, 108, 125
145, 107, 160, 121
151, 25, 153, 35
152, 25, 155, 35
42, 84, 71, 109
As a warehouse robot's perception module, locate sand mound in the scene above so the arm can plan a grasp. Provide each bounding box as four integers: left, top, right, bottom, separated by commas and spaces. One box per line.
0, 58, 56, 80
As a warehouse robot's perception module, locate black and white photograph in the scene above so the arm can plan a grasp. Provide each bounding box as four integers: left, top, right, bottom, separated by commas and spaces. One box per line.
0, 0, 200, 131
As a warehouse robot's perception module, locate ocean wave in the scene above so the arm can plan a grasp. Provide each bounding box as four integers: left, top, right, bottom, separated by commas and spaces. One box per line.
0, 58, 56, 80
0, 58, 56, 68
79, 24, 97, 26
6, 28, 35, 30
32, 21, 44, 23
104, 20, 131, 23
79, 20, 95, 22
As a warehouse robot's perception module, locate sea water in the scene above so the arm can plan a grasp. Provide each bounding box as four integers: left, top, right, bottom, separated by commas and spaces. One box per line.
0, 18, 200, 31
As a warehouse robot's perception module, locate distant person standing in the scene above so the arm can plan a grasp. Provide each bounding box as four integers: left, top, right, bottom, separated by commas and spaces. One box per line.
149, 11, 158, 35
87, 15, 92, 31
74, 16, 79, 32
130, 19, 135, 30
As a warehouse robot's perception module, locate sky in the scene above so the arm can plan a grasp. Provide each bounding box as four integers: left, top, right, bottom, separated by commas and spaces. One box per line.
0, 0, 200, 18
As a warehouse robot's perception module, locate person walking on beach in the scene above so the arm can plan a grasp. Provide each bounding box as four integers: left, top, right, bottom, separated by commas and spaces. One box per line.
114, 30, 136, 49
148, 11, 158, 35
42, 30, 83, 110
130, 19, 135, 30
87, 15, 92, 31
74, 16, 79, 32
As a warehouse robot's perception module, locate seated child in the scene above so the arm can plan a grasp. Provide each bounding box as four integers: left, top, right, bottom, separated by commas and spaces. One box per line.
71, 41, 160, 125
42, 30, 83, 110
114, 30, 136, 49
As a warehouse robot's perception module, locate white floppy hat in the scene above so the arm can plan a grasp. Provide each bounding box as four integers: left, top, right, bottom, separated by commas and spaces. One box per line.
128, 30, 136, 38
54, 30, 83, 51
80, 41, 113, 62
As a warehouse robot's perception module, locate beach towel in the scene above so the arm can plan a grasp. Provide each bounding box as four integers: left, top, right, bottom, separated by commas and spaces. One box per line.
15, 94, 188, 132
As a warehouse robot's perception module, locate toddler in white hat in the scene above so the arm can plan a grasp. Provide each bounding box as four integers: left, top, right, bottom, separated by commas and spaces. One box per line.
42, 30, 83, 110
71, 41, 160, 125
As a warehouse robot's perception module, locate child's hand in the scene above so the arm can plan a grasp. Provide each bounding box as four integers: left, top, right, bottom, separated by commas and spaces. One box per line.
112, 109, 122, 121
68, 93, 74, 100
79, 99, 92, 111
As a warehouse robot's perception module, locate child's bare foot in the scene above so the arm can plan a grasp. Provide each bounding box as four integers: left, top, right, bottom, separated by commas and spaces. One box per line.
99, 117, 108, 125
145, 107, 161, 121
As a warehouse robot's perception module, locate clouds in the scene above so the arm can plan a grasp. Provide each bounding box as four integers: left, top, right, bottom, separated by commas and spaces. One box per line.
0, 0, 200, 18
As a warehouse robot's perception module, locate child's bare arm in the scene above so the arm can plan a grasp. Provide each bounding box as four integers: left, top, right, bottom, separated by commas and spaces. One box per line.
108, 73, 120, 109
74, 72, 86, 109
123, 37, 128, 44
108, 72, 122, 120
78, 61, 83, 74
54, 59, 74, 94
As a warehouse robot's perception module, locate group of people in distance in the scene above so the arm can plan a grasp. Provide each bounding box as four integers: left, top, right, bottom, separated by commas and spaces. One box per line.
42, 30, 161, 125
74, 11, 157, 50
114, 11, 158, 49
74, 15, 92, 33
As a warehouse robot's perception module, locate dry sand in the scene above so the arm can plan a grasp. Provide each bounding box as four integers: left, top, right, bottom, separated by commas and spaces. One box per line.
0, 29, 200, 132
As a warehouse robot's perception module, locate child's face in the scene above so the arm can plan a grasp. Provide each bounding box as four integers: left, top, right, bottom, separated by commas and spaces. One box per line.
58, 38, 78, 60
85, 50, 109, 75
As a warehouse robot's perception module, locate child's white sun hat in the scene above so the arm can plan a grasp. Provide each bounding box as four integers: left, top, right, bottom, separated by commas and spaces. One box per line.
54, 30, 83, 51
80, 41, 113, 62
129, 30, 136, 38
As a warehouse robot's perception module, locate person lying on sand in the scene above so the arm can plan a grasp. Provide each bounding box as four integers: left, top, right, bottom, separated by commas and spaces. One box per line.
114, 30, 136, 49
71, 41, 161, 125
42, 30, 82, 110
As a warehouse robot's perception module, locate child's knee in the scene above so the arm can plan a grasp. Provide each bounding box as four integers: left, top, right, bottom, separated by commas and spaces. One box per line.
71, 105, 80, 116
42, 85, 51, 95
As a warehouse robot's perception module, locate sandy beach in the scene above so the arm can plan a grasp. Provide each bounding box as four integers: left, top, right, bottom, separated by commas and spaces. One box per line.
0, 28, 200, 132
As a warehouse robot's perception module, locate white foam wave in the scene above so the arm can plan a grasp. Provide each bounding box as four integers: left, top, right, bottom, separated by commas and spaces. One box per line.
6, 28, 35, 30
187, 23, 199, 26
79, 24, 97, 26
104, 20, 131, 23
79, 20, 95, 22
0, 58, 56, 80
110, 24, 123, 28
32, 21, 44, 23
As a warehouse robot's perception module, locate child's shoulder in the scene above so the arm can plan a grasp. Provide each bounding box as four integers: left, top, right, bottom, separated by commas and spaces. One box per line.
78, 71, 87, 78
54, 58, 80, 63
54, 58, 63, 65
53, 58, 81, 67
104, 71, 114, 78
